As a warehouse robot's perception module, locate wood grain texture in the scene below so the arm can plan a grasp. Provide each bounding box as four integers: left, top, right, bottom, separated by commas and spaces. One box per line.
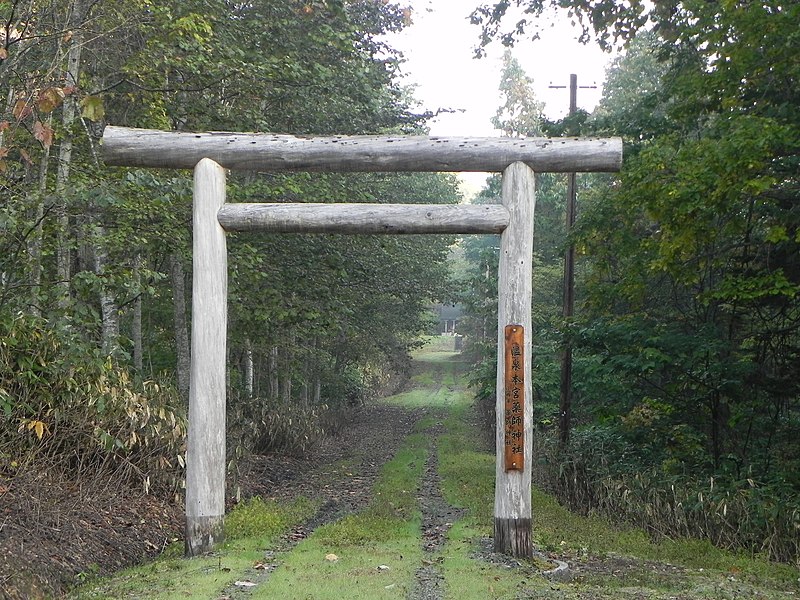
185, 158, 228, 557
494, 161, 535, 558
102, 126, 622, 173
217, 203, 510, 234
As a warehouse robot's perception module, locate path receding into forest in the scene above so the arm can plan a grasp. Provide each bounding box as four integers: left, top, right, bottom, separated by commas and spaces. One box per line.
69, 343, 799, 599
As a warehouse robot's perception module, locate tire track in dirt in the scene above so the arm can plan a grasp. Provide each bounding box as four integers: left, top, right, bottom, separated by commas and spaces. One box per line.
218, 403, 425, 598
222, 353, 467, 598
412, 418, 467, 600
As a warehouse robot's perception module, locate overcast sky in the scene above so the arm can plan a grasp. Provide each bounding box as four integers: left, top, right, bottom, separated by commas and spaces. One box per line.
384, 0, 616, 137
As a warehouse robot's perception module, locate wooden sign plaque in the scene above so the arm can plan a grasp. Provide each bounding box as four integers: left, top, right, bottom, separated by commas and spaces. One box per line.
504, 325, 524, 471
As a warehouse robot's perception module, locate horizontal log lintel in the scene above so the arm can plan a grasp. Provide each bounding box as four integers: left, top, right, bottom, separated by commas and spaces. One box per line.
102, 126, 622, 173
216, 203, 509, 235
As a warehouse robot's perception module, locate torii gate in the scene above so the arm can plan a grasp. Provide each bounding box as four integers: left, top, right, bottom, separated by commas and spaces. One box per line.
102, 127, 622, 558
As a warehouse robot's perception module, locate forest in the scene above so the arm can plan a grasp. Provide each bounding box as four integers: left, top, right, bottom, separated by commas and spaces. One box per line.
0, 0, 798, 595
465, 0, 800, 564
1, 0, 459, 472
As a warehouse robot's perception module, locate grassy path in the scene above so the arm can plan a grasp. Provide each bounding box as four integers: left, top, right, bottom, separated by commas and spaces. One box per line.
71, 344, 799, 599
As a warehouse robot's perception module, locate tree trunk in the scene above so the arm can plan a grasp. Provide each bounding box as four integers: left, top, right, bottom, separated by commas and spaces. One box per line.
29, 121, 51, 316
171, 254, 190, 402
244, 338, 254, 398
55, 0, 86, 305
94, 229, 119, 355
281, 338, 292, 402
281, 367, 292, 403
301, 381, 309, 405
313, 338, 322, 404
269, 346, 279, 399
132, 253, 143, 373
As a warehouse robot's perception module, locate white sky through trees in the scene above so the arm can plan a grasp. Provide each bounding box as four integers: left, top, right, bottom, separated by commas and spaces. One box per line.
383, 1, 616, 193
385, 1, 615, 133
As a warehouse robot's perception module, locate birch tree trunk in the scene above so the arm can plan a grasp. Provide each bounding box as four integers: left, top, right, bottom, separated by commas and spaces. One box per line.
132, 254, 143, 373
300, 381, 309, 405
313, 338, 321, 404
55, 0, 86, 304
29, 120, 51, 316
269, 346, 279, 399
171, 253, 191, 401
93, 229, 119, 355
244, 338, 254, 398
281, 365, 292, 403
281, 336, 292, 402
314, 378, 322, 405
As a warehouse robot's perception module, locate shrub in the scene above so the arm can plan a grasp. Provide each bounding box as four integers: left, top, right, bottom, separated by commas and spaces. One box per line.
0, 313, 186, 492
228, 392, 327, 457
534, 427, 800, 564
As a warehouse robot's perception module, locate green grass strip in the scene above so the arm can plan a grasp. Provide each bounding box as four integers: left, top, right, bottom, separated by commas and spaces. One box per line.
435, 356, 798, 599
69, 496, 317, 599
252, 433, 429, 599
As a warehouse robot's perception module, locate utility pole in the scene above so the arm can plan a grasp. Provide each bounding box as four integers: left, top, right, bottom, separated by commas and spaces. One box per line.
549, 74, 596, 447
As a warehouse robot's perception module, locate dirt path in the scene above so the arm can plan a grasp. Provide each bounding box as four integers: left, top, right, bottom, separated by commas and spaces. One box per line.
206, 352, 472, 600
240, 403, 424, 524
222, 408, 470, 599
217, 402, 427, 598
7, 347, 796, 599
413, 420, 466, 600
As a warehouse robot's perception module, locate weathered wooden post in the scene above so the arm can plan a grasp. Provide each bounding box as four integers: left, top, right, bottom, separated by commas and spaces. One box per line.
495, 161, 535, 557
185, 158, 228, 556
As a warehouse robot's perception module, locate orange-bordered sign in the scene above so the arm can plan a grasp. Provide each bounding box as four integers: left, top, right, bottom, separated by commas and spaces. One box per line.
504, 324, 524, 471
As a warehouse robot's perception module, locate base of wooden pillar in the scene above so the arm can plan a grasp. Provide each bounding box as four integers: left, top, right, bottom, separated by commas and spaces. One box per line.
185, 515, 225, 557
493, 517, 532, 557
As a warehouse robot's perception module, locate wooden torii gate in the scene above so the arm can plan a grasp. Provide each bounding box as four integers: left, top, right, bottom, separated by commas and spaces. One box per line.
102, 126, 622, 558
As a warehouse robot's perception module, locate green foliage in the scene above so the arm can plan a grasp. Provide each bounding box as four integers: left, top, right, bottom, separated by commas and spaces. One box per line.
224, 170, 460, 431
469, 0, 800, 565
0, 313, 186, 490
1, 0, 462, 509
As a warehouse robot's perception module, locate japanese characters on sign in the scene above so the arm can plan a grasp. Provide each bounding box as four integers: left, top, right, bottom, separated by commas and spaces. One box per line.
504, 325, 524, 471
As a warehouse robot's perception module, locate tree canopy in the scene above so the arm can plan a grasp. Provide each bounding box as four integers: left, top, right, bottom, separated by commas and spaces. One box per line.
0, 0, 460, 484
